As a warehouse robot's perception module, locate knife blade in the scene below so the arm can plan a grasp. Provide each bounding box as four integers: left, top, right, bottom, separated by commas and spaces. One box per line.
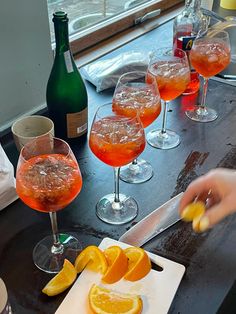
119, 192, 183, 247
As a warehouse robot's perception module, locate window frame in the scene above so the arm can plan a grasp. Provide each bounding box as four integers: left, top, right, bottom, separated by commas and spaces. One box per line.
66, 0, 184, 55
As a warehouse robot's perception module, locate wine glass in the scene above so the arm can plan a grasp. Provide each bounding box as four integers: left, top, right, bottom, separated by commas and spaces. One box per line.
89, 103, 145, 225
16, 136, 82, 273
186, 30, 231, 122
147, 47, 190, 149
112, 71, 161, 184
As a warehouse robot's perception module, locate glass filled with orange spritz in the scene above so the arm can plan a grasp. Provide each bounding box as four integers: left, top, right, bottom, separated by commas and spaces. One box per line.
112, 71, 161, 184
147, 47, 190, 149
89, 103, 145, 224
16, 136, 82, 273
186, 30, 231, 122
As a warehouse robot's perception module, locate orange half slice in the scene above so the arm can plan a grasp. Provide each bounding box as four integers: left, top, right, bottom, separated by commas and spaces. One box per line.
74, 245, 108, 274
102, 245, 128, 284
123, 247, 151, 282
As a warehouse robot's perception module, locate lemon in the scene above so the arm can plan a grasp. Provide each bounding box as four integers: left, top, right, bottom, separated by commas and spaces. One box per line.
181, 201, 206, 222
74, 245, 108, 274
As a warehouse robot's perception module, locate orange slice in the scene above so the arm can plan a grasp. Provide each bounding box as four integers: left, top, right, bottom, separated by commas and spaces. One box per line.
181, 201, 206, 222
102, 246, 128, 284
123, 247, 151, 282
42, 259, 77, 296
74, 245, 108, 274
88, 284, 143, 314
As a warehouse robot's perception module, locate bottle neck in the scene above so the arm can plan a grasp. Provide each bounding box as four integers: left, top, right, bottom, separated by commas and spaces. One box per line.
185, 0, 201, 10
54, 20, 70, 54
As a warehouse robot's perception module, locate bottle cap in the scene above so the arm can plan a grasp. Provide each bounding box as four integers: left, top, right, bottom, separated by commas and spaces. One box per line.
53, 11, 68, 22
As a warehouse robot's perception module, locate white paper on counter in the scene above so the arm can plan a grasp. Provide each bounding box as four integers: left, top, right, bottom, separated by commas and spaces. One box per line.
0, 144, 18, 210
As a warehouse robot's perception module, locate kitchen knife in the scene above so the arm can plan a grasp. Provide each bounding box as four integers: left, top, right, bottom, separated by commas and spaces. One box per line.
119, 192, 183, 247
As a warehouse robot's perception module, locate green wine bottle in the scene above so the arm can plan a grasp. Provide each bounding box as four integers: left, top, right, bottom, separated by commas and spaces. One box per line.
46, 11, 88, 140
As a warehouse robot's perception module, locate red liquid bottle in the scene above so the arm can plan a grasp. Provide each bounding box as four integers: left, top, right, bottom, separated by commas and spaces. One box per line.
173, 0, 207, 95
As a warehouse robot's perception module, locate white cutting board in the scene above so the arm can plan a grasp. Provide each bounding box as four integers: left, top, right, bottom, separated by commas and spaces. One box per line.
55, 237, 185, 314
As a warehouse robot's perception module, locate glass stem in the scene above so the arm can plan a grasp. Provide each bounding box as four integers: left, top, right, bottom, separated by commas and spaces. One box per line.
200, 78, 209, 110
49, 212, 63, 254
132, 159, 138, 165
161, 101, 168, 134
114, 167, 120, 203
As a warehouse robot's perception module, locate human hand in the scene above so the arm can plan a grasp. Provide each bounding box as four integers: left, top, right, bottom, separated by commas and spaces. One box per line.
179, 168, 236, 232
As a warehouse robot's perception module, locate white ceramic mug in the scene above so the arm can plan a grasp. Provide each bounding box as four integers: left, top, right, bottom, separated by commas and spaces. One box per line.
11, 115, 54, 151
0, 278, 12, 314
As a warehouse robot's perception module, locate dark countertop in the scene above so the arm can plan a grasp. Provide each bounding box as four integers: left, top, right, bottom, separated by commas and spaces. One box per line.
1, 18, 236, 314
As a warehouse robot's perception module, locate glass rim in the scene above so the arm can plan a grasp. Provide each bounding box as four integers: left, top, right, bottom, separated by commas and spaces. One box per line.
20, 136, 72, 162
94, 102, 141, 123
118, 70, 147, 80
149, 46, 188, 59
197, 29, 230, 40
116, 70, 159, 90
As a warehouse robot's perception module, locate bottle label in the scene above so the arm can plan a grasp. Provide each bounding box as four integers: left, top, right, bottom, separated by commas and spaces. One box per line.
176, 35, 196, 51
66, 107, 88, 138
64, 51, 74, 73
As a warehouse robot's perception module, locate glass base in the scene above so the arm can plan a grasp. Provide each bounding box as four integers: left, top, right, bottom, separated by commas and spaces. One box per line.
119, 158, 153, 184
96, 193, 138, 225
33, 233, 82, 273
146, 129, 180, 150
185, 106, 218, 122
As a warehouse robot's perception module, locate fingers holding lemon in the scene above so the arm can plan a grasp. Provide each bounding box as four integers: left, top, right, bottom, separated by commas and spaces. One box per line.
180, 201, 208, 232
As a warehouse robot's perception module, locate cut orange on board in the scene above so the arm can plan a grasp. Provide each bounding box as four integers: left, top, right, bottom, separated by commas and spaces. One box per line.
181, 201, 206, 222
88, 284, 143, 314
102, 246, 128, 284
42, 259, 77, 296
74, 245, 108, 274
123, 247, 151, 282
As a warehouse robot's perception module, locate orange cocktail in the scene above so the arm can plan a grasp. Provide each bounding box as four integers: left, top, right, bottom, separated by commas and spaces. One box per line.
89, 115, 145, 167
186, 30, 231, 123
16, 153, 82, 213
112, 86, 161, 128
112, 71, 160, 184
15, 136, 83, 273
89, 103, 145, 225
147, 59, 190, 101
190, 38, 230, 78
147, 47, 190, 149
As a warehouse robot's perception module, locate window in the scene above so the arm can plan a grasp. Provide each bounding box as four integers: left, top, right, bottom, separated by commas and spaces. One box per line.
47, 0, 183, 54
0, 0, 183, 136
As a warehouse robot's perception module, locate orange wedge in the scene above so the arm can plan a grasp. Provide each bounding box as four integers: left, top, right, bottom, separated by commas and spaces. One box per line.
102, 246, 128, 284
88, 284, 143, 314
123, 247, 151, 282
74, 245, 108, 274
181, 201, 206, 222
42, 259, 77, 296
